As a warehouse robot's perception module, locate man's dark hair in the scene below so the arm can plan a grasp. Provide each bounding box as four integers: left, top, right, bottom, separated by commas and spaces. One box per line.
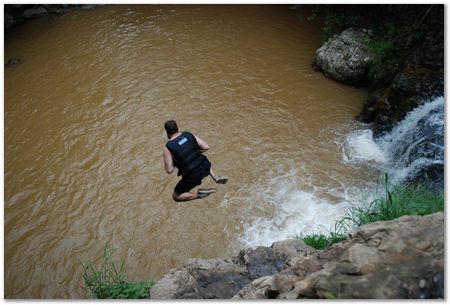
164, 120, 178, 135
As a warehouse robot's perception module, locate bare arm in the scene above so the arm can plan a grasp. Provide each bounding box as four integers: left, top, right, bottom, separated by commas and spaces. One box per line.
163, 147, 175, 174
194, 134, 210, 153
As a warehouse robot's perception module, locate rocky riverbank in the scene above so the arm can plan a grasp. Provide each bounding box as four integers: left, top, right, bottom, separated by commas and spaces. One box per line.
150, 212, 444, 299
313, 5, 444, 189
4, 4, 102, 31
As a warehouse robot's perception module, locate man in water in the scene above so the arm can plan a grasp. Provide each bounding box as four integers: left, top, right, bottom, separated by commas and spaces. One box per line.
163, 120, 228, 202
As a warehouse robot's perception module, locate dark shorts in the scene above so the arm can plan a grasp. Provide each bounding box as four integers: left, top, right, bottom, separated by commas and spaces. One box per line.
174, 158, 211, 195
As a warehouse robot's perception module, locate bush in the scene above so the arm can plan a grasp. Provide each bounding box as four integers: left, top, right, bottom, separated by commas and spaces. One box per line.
81, 244, 156, 299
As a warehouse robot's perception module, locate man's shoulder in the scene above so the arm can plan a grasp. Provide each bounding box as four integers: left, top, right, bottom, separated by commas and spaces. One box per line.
182, 130, 195, 137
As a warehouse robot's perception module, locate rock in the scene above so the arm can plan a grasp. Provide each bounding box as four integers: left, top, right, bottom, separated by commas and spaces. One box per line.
4, 4, 99, 31
357, 19, 444, 135
55, 9, 68, 15
355, 19, 444, 190
80, 4, 99, 10
151, 214, 443, 299
272, 239, 316, 265
313, 28, 374, 86
236, 247, 282, 280
22, 6, 48, 20
151, 239, 314, 299
233, 240, 316, 280
231, 276, 275, 299
150, 258, 251, 299
4, 13, 17, 30
5, 58, 20, 66
243, 212, 444, 299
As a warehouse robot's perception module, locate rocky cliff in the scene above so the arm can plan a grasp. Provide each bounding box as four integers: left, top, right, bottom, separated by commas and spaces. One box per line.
150, 212, 444, 299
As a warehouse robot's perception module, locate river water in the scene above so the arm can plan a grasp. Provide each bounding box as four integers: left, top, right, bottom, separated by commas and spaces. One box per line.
4, 5, 379, 298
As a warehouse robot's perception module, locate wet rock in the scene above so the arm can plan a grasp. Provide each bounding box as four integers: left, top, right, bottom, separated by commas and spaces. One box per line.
355, 88, 389, 123
4, 13, 17, 30
4, 4, 103, 31
233, 212, 443, 299
355, 16, 444, 190
357, 21, 444, 136
22, 6, 48, 20
79, 4, 102, 10
313, 28, 374, 86
55, 9, 68, 15
5, 58, 21, 66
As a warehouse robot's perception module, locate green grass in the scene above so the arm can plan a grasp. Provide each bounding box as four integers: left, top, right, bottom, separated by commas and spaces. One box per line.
301, 232, 347, 250
348, 179, 444, 226
297, 175, 444, 250
81, 243, 156, 299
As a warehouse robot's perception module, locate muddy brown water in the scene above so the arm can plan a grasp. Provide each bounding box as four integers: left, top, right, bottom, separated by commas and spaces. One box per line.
4, 5, 379, 298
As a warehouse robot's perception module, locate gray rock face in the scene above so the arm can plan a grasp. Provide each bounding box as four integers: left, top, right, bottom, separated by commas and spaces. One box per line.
150, 239, 314, 299
314, 28, 373, 86
234, 212, 444, 299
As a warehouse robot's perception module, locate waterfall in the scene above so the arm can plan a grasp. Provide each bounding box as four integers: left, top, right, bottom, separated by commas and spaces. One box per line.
345, 96, 444, 187
242, 97, 444, 248
377, 96, 444, 185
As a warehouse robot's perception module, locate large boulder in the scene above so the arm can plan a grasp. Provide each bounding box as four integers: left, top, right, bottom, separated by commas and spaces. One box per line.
150, 258, 251, 299
233, 212, 444, 299
150, 239, 315, 299
313, 28, 374, 86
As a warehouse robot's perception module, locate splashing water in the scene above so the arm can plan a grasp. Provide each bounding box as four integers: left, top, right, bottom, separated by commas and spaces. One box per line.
242, 97, 444, 248
377, 97, 444, 184
344, 96, 444, 184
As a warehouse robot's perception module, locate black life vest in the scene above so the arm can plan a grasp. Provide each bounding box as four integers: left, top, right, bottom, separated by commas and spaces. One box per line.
166, 131, 205, 175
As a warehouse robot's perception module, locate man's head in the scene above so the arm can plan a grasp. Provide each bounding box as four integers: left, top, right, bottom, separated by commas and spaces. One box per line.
164, 120, 178, 138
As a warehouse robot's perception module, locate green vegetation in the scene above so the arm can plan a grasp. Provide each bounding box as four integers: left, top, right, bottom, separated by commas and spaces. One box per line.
324, 5, 441, 87
293, 4, 443, 88
298, 175, 444, 250
346, 177, 444, 227
81, 243, 156, 299
300, 232, 347, 250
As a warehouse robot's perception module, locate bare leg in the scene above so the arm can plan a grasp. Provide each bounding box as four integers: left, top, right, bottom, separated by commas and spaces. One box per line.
173, 192, 199, 202
209, 168, 228, 184
173, 189, 216, 202
209, 168, 217, 181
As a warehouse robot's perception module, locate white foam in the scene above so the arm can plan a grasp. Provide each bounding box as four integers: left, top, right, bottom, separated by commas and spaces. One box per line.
378, 97, 444, 183
343, 129, 386, 164
239, 180, 364, 248
239, 97, 444, 248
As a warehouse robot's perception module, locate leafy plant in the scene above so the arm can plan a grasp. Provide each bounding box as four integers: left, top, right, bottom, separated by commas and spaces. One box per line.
81, 243, 156, 299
